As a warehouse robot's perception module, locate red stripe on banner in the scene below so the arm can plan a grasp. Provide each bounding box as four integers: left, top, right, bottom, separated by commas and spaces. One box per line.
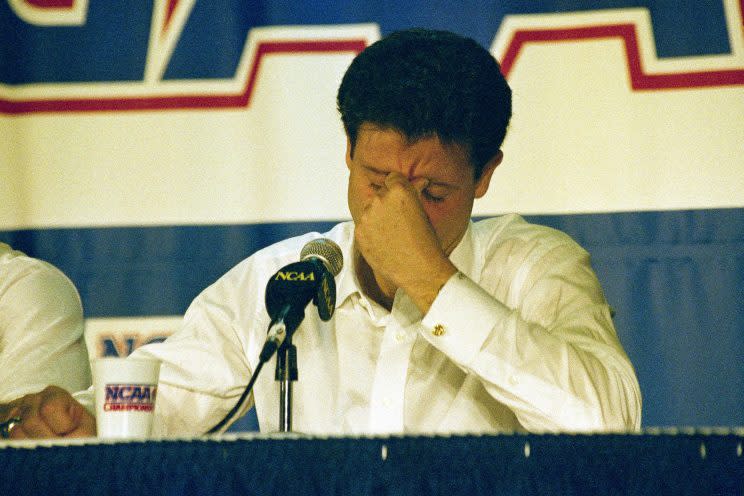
0, 39, 367, 114
162, 0, 179, 35
25, 0, 74, 6
500, 24, 744, 90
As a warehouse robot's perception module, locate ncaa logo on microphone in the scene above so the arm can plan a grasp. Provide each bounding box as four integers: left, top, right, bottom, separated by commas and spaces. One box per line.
104, 384, 157, 412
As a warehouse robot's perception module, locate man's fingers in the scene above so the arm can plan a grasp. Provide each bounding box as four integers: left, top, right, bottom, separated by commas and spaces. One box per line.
9, 393, 55, 438
10, 416, 55, 438
3, 386, 90, 439
7, 422, 27, 439
410, 176, 430, 193
383, 172, 430, 200
383, 170, 405, 184
39, 388, 83, 435
383, 171, 410, 193
4, 404, 24, 422
66, 404, 96, 438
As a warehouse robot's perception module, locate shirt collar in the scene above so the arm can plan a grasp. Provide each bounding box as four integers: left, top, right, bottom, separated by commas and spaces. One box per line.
447, 221, 478, 280
334, 223, 362, 307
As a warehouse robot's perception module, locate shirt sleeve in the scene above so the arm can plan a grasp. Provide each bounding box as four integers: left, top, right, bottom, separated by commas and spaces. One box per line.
420, 241, 642, 433
129, 259, 265, 437
0, 260, 91, 403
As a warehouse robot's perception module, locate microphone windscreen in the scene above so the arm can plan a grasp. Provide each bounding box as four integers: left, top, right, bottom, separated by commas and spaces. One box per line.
300, 238, 343, 276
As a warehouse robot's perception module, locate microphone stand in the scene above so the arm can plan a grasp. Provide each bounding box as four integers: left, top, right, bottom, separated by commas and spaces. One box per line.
267, 303, 299, 432
275, 337, 298, 432
265, 303, 299, 432
207, 241, 341, 435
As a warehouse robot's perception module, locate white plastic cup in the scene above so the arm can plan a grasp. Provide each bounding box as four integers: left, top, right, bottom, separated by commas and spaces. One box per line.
93, 357, 161, 439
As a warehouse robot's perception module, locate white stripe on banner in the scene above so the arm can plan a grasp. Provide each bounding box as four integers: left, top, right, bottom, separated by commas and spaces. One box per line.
0, 25, 379, 230
478, 3, 744, 216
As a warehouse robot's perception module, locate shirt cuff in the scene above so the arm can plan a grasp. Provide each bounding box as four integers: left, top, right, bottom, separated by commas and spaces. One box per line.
420, 271, 512, 368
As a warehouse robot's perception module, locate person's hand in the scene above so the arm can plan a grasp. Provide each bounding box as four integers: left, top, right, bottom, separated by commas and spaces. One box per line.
354, 171, 456, 312
0, 386, 95, 439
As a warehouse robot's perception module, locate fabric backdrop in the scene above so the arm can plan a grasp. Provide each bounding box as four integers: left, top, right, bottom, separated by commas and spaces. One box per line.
1, 0, 742, 429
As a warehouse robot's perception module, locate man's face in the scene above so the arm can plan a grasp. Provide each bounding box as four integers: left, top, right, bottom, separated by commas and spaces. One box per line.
346, 123, 498, 256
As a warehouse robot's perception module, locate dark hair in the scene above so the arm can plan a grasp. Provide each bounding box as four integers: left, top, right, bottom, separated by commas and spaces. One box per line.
337, 28, 512, 179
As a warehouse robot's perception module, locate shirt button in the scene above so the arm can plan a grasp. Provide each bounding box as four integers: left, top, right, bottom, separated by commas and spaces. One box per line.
395, 331, 406, 342
432, 324, 445, 337
382, 397, 392, 407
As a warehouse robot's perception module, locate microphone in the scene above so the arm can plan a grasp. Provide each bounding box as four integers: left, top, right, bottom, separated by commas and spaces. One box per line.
260, 238, 343, 362
206, 238, 343, 434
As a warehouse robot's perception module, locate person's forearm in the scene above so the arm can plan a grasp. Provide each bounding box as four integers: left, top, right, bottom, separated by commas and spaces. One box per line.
419, 271, 641, 432
397, 257, 457, 315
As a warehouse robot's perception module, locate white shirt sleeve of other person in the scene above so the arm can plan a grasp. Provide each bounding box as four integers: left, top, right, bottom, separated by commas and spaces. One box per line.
0, 243, 91, 403
124, 215, 641, 437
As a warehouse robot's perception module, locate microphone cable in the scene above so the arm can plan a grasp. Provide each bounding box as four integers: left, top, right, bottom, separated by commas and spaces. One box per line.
205, 310, 288, 434
206, 361, 265, 434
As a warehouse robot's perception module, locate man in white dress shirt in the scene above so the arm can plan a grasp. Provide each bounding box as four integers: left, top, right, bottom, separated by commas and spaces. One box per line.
0, 29, 641, 439
0, 243, 91, 407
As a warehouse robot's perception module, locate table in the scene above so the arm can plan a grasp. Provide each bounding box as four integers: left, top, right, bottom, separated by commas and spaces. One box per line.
3, 429, 743, 495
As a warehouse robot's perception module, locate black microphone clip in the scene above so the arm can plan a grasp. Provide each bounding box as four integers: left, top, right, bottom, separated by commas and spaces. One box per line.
260, 257, 337, 362
259, 238, 342, 364
265, 258, 336, 324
